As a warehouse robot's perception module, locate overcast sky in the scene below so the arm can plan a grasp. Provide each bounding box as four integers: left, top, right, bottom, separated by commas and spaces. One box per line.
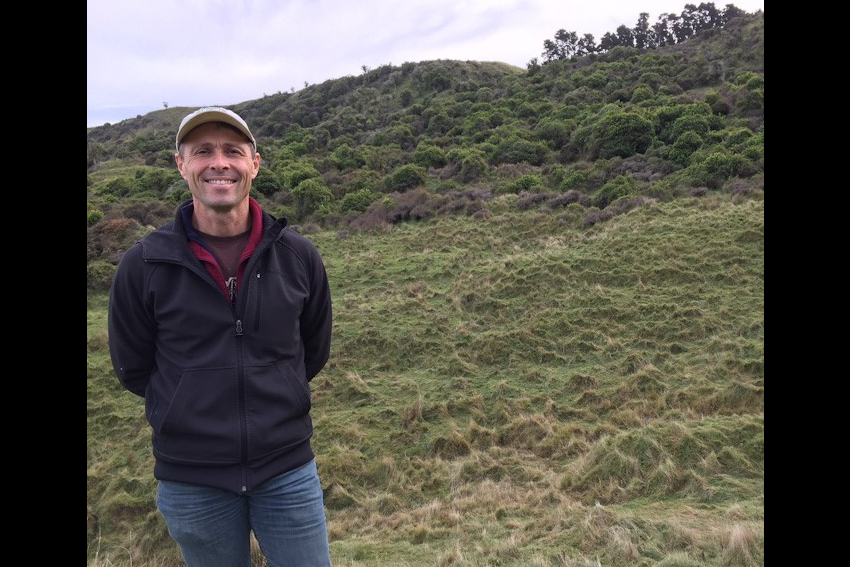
87, 0, 764, 128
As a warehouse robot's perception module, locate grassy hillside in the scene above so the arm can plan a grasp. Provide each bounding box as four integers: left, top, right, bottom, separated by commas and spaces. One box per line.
87, 191, 764, 566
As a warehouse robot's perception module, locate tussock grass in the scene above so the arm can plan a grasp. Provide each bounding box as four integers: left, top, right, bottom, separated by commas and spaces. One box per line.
89, 196, 763, 566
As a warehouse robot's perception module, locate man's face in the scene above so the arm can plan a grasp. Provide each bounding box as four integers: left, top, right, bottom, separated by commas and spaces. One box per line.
175, 122, 260, 213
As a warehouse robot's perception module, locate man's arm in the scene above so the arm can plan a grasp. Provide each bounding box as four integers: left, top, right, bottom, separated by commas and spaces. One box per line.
108, 244, 157, 397
300, 243, 333, 382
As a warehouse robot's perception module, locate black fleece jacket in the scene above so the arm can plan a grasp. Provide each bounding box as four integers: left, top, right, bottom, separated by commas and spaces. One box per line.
108, 198, 332, 493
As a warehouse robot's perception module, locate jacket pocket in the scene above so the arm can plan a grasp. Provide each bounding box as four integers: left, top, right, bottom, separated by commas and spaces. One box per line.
155, 367, 241, 464
244, 361, 312, 460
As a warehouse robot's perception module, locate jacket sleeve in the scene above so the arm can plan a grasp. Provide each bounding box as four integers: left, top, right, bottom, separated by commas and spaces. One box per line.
299, 241, 333, 382
108, 244, 157, 397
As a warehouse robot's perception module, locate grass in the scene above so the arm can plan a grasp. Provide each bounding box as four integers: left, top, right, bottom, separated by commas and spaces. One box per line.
87, 193, 763, 566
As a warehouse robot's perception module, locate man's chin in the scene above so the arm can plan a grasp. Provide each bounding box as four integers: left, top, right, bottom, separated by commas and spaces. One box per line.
200, 194, 244, 212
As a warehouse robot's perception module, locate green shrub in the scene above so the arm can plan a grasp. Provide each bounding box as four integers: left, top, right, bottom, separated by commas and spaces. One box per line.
292, 178, 333, 218
733, 71, 764, 89
723, 127, 755, 147
461, 111, 494, 140
412, 143, 448, 168
560, 168, 590, 191
456, 150, 488, 183
253, 166, 281, 197
637, 71, 663, 90
736, 89, 764, 112
670, 113, 711, 142
693, 152, 747, 188
387, 124, 416, 149
270, 204, 297, 220
741, 133, 764, 163
501, 174, 545, 195
330, 144, 366, 171
95, 177, 134, 198
87, 209, 104, 227
426, 111, 453, 135
493, 138, 549, 165
339, 189, 377, 213
630, 85, 653, 103
475, 87, 493, 102
655, 102, 712, 143
363, 144, 407, 174
594, 175, 638, 208
344, 169, 382, 193
583, 70, 607, 88
165, 184, 191, 204
385, 164, 428, 192
87, 260, 117, 291
533, 119, 574, 148
670, 131, 703, 166
154, 149, 175, 167
279, 162, 320, 190
592, 111, 654, 159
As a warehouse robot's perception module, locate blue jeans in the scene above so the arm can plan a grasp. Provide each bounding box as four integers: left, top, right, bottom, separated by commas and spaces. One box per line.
157, 460, 332, 567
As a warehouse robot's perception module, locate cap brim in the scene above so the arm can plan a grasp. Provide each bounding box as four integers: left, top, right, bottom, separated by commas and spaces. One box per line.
175, 107, 256, 151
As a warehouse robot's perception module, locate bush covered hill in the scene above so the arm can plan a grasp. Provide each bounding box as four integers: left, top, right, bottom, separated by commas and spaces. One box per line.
87, 8, 763, 290
88, 6, 763, 567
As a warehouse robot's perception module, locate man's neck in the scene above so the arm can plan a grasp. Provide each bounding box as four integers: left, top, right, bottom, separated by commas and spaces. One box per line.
192, 200, 251, 236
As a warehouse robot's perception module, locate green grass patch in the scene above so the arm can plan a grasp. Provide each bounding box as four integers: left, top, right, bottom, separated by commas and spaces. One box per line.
88, 195, 763, 566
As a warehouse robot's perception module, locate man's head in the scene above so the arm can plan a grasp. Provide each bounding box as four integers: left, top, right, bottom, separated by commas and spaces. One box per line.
174, 107, 261, 220
176, 107, 256, 152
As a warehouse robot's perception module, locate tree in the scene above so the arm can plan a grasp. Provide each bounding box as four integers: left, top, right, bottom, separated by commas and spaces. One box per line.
722, 3, 747, 21
576, 34, 598, 56
653, 14, 678, 47
615, 24, 635, 48
634, 13, 651, 49
691, 2, 723, 32
599, 32, 620, 52
673, 5, 698, 42
542, 29, 579, 62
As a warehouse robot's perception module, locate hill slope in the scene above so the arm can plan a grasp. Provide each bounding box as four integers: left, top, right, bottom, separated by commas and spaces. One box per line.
88, 8, 763, 566
88, 192, 763, 566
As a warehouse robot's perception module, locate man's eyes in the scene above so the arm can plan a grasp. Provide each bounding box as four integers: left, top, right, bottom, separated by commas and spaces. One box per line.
193, 148, 244, 156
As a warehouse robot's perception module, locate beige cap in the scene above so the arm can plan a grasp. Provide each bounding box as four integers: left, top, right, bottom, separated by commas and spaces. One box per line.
175, 107, 256, 151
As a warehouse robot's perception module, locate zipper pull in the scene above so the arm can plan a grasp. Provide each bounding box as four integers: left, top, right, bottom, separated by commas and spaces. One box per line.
225, 276, 237, 303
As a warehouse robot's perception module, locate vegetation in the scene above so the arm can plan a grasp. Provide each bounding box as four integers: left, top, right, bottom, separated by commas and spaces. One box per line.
539, 3, 748, 61
88, 193, 764, 566
87, 8, 764, 258
88, 5, 763, 566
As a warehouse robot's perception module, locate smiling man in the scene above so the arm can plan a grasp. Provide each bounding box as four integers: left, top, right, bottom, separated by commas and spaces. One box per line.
108, 107, 334, 567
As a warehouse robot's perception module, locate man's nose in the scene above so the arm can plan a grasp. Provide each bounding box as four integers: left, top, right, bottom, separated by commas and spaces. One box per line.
210, 150, 230, 168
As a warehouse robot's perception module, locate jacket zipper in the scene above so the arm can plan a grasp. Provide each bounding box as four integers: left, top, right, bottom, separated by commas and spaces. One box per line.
235, 317, 247, 492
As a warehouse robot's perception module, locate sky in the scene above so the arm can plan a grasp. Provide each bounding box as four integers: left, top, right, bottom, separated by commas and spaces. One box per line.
87, 0, 764, 128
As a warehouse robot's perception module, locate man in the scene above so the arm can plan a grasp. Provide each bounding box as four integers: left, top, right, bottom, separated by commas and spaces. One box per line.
108, 107, 333, 567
